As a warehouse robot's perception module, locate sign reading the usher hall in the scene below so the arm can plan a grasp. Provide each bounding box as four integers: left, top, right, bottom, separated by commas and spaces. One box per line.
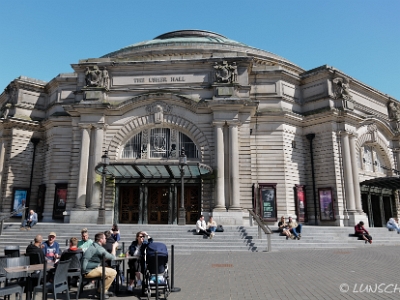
113, 74, 208, 86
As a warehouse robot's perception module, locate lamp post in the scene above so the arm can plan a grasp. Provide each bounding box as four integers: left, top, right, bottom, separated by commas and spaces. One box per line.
98, 150, 109, 224
26, 138, 40, 219
178, 147, 187, 225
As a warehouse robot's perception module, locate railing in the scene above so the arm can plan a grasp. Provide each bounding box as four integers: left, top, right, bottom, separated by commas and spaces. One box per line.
248, 209, 273, 252
0, 207, 28, 235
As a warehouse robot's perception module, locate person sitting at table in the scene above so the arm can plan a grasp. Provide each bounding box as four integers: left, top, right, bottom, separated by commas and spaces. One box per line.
78, 228, 93, 252
111, 224, 121, 242
20, 210, 38, 230
42, 232, 61, 262
82, 232, 118, 299
126, 231, 153, 291
103, 230, 118, 267
58, 237, 83, 286
26, 234, 45, 263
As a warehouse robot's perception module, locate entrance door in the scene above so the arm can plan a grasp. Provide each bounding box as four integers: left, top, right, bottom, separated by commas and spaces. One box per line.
119, 186, 140, 223
148, 186, 169, 224
177, 185, 200, 224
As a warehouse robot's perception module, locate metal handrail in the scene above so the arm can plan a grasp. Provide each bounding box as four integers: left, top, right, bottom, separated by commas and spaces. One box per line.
0, 207, 28, 235
248, 209, 272, 252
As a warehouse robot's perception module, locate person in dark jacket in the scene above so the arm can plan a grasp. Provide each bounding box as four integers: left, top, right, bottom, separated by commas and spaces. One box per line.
126, 231, 153, 291
111, 224, 121, 242
26, 234, 45, 263
355, 221, 372, 244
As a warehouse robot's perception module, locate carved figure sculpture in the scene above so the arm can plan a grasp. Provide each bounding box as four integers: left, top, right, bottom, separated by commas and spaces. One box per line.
85, 65, 103, 87
154, 105, 163, 124
102, 67, 109, 89
389, 101, 400, 121
169, 144, 177, 158
333, 77, 352, 100
214, 61, 237, 83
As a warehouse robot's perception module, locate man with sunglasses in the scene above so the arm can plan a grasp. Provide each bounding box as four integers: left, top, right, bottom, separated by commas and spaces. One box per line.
42, 231, 61, 262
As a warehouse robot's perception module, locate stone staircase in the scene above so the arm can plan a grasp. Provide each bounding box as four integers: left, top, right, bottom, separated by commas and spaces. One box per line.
1, 222, 400, 255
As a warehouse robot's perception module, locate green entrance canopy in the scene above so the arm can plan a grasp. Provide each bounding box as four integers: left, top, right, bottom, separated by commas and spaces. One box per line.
95, 161, 213, 179
360, 176, 400, 189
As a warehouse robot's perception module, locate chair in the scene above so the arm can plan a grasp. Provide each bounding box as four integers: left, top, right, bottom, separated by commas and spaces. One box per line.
0, 284, 24, 300
4, 246, 20, 258
32, 259, 71, 300
0, 257, 7, 287
60, 252, 83, 300
5, 256, 29, 284
24, 252, 43, 289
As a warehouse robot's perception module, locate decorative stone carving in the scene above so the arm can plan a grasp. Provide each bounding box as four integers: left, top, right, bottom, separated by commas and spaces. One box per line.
333, 77, 352, 100
388, 101, 400, 120
169, 143, 177, 158
141, 129, 149, 159
213, 61, 238, 84
0, 103, 12, 119
101, 68, 109, 89
85, 65, 109, 89
367, 123, 377, 143
154, 105, 163, 124
145, 102, 173, 117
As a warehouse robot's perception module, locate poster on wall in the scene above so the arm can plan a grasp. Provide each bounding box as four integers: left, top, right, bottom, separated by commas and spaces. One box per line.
294, 185, 307, 223
53, 183, 67, 219
259, 184, 277, 221
12, 188, 28, 217
319, 188, 335, 221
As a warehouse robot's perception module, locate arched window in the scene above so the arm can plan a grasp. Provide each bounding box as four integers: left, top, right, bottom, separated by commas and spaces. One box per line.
361, 144, 387, 174
122, 128, 199, 159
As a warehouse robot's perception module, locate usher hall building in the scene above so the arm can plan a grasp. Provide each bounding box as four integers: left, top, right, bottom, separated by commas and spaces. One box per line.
1, 30, 399, 227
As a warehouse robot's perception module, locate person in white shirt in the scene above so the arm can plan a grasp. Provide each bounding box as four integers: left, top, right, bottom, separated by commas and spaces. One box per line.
196, 215, 213, 239
386, 217, 400, 233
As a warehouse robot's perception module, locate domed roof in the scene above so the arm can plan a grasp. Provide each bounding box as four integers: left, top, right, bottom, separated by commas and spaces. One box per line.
101, 30, 300, 70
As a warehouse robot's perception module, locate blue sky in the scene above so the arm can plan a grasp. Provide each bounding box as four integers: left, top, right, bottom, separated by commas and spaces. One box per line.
1, 1, 399, 99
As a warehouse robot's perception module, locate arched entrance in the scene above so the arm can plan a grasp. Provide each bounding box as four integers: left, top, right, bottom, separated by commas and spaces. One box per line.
360, 177, 400, 227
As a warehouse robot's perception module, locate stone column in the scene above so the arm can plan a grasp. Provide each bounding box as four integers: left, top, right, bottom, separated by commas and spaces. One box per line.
75, 124, 91, 209
349, 134, 362, 212
213, 122, 226, 211
90, 125, 104, 208
228, 122, 241, 210
341, 131, 356, 211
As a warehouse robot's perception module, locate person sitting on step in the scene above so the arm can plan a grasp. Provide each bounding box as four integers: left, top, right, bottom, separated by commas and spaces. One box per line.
278, 216, 293, 240
355, 221, 372, 244
288, 216, 302, 240
386, 217, 400, 233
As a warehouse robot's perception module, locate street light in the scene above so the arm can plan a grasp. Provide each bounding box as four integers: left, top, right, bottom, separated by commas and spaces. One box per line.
98, 150, 109, 224
178, 147, 187, 225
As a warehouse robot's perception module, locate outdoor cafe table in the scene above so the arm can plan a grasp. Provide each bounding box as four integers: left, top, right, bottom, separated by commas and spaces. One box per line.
5, 262, 54, 300
112, 256, 137, 295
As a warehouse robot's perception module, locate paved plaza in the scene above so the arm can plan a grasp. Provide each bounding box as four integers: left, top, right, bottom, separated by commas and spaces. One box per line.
11, 245, 399, 300
166, 246, 399, 300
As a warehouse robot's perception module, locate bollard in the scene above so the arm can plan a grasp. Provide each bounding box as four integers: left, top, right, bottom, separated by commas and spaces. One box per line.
170, 245, 181, 292
155, 250, 159, 300
42, 259, 47, 300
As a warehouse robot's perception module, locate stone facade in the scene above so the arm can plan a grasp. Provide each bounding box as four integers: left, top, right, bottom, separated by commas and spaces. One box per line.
0, 30, 398, 227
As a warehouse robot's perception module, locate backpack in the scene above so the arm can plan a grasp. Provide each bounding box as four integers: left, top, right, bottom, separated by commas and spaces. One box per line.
215, 225, 224, 232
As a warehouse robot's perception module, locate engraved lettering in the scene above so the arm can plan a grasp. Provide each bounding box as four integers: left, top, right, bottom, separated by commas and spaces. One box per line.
149, 77, 167, 83
134, 78, 145, 83
170, 76, 185, 82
